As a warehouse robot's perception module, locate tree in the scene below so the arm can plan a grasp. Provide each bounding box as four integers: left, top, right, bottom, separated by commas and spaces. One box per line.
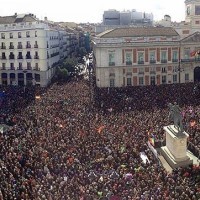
56, 67, 69, 81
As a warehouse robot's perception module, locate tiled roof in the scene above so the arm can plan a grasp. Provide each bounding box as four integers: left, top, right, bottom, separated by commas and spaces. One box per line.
98, 27, 179, 38
0, 14, 37, 24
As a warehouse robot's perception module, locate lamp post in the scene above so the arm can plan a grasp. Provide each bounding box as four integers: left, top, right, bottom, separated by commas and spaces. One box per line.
177, 60, 184, 104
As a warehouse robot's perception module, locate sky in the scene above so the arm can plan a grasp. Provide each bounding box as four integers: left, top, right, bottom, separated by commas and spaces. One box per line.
1, 0, 185, 23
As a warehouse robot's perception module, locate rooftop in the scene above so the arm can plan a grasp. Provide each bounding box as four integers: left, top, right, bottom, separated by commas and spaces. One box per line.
97, 27, 179, 38
0, 13, 37, 24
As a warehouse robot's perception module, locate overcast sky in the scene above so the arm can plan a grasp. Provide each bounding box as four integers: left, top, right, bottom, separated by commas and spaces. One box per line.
1, 0, 185, 23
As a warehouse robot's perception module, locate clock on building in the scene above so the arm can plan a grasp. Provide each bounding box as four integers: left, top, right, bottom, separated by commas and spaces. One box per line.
187, 6, 190, 15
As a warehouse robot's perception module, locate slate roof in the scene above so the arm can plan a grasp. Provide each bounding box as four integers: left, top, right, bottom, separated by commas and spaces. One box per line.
97, 27, 179, 38
0, 14, 37, 24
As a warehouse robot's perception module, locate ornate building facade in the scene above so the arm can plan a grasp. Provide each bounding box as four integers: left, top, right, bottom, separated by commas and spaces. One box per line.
94, 0, 200, 87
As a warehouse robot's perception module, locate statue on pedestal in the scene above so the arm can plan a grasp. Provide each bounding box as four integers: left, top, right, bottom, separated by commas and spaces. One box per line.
168, 102, 184, 134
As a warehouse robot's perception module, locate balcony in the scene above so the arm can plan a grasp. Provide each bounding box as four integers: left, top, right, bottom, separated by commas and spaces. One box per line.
10, 67, 15, 70
17, 45, 23, 49
34, 55, 39, 59
18, 35, 21, 38
150, 60, 156, 64
35, 67, 40, 71
181, 58, 193, 63
161, 59, 167, 63
1, 56, 6, 60
9, 45, 14, 49
9, 55, 15, 59
50, 52, 59, 57
27, 66, 32, 70
17, 66, 23, 70
126, 61, 132, 66
150, 71, 156, 75
26, 55, 32, 59
172, 59, 178, 63
1, 36, 5, 39
1, 46, 6, 49
26, 35, 30, 38
26, 45, 31, 48
138, 71, 144, 75
109, 62, 115, 66
34, 44, 38, 48
17, 56, 23, 59
138, 60, 144, 64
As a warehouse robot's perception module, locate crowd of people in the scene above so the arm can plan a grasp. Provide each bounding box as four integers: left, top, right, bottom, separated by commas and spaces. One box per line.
0, 80, 200, 200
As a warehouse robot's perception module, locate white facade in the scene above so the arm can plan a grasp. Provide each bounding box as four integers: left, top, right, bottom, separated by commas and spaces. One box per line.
0, 16, 69, 87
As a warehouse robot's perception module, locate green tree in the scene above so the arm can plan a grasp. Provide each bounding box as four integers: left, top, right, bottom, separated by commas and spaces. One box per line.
56, 67, 69, 81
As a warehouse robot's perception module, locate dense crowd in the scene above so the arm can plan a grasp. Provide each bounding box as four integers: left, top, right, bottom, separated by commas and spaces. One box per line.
0, 80, 200, 200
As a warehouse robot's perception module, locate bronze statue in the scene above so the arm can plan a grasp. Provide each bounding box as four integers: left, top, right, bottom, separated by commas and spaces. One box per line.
168, 102, 184, 134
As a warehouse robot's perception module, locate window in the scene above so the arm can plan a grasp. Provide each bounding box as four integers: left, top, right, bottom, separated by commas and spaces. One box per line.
26, 41, 31, 48
26, 31, 30, 37
34, 41, 38, 48
184, 49, 190, 59
18, 32, 21, 38
162, 75, 167, 84
149, 51, 156, 63
110, 79, 115, 87
185, 73, 189, 82
138, 52, 144, 63
139, 77, 144, 85
127, 77, 132, 86
172, 51, 178, 62
27, 62, 31, 69
10, 63, 14, 70
35, 31, 37, 37
161, 67, 166, 73
10, 33, 13, 38
108, 52, 115, 66
173, 74, 177, 83
9, 42, 14, 49
1, 33, 5, 39
195, 5, 200, 15
139, 67, 144, 74
19, 62, 22, 70
125, 53, 132, 65
150, 76, 156, 85
161, 51, 167, 63
18, 42, 22, 49
1, 42, 6, 49
2, 63, 6, 70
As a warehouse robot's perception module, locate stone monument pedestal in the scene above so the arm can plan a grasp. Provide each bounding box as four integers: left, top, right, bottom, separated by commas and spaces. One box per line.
160, 125, 193, 169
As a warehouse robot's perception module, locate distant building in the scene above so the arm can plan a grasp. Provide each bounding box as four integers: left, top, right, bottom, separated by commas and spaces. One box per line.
96, 9, 153, 34
103, 10, 120, 25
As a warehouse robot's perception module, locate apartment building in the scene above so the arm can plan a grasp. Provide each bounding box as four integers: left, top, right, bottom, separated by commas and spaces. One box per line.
94, 27, 200, 87
0, 13, 77, 87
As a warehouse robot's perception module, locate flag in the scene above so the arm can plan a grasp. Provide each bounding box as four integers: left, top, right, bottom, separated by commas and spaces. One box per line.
149, 137, 155, 146
97, 125, 105, 134
190, 50, 197, 57
190, 50, 200, 57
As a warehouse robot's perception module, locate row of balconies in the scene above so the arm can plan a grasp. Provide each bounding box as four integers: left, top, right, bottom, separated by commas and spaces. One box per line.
0, 55, 39, 60
1, 44, 38, 49
0, 67, 40, 71
108, 59, 181, 66
1, 35, 36, 39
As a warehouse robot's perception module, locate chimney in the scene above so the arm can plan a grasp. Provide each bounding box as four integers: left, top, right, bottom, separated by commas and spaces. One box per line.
44, 17, 48, 21
14, 13, 17, 16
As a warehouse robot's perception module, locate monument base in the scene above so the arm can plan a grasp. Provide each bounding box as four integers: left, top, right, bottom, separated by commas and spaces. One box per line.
160, 125, 193, 169
160, 146, 193, 169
